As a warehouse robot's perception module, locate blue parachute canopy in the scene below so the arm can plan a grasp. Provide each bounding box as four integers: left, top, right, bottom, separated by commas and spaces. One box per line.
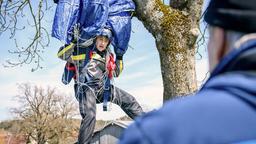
52, 0, 135, 57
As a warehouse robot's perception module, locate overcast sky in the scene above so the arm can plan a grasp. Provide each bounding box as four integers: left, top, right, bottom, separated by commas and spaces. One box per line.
0, 0, 209, 121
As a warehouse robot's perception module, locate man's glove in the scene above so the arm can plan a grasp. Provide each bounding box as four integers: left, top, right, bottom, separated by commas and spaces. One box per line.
114, 57, 123, 77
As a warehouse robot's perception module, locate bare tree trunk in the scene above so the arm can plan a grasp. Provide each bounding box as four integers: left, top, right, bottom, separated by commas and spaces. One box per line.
134, 0, 203, 101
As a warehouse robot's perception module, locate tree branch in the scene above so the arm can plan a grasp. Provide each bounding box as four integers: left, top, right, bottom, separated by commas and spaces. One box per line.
1, 0, 52, 72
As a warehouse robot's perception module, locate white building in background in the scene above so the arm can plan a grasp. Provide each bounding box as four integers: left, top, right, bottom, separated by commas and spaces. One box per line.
91, 121, 132, 144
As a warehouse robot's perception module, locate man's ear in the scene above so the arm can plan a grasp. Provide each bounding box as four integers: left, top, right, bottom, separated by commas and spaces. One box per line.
215, 27, 228, 61
207, 26, 228, 72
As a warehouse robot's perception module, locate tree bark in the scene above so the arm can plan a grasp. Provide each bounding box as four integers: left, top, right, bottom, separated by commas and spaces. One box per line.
133, 0, 203, 101
170, 0, 188, 10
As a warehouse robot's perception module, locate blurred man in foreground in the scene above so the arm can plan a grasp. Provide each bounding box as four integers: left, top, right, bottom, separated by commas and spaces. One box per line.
119, 0, 256, 143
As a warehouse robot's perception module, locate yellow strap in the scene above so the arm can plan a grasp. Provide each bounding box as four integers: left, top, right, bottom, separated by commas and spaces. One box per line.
119, 60, 123, 71
71, 54, 86, 61
57, 43, 74, 57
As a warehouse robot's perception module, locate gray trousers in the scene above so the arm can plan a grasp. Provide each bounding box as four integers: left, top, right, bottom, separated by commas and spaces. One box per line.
74, 84, 144, 144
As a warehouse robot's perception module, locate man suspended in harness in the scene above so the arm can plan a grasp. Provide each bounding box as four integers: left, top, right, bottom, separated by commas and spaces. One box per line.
57, 28, 144, 144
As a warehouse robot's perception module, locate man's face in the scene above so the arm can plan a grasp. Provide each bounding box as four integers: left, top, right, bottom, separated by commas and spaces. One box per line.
96, 36, 109, 52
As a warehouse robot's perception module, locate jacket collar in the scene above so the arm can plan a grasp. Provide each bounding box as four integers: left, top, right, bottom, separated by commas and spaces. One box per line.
200, 34, 256, 90
210, 34, 256, 78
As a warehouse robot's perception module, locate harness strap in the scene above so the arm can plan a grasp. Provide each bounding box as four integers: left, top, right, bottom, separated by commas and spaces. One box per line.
103, 78, 111, 111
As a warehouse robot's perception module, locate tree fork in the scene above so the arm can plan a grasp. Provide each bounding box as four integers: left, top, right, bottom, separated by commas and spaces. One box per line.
134, 0, 203, 100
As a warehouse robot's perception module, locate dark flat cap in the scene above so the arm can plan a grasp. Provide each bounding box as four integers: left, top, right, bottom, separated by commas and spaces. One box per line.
204, 0, 256, 33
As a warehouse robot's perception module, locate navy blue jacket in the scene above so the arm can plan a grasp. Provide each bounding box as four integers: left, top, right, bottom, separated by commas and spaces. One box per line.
119, 38, 256, 144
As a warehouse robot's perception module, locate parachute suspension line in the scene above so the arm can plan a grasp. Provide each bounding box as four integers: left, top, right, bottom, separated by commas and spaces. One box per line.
77, 82, 100, 102
108, 78, 117, 112
74, 24, 81, 84
110, 75, 122, 108
76, 70, 111, 104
